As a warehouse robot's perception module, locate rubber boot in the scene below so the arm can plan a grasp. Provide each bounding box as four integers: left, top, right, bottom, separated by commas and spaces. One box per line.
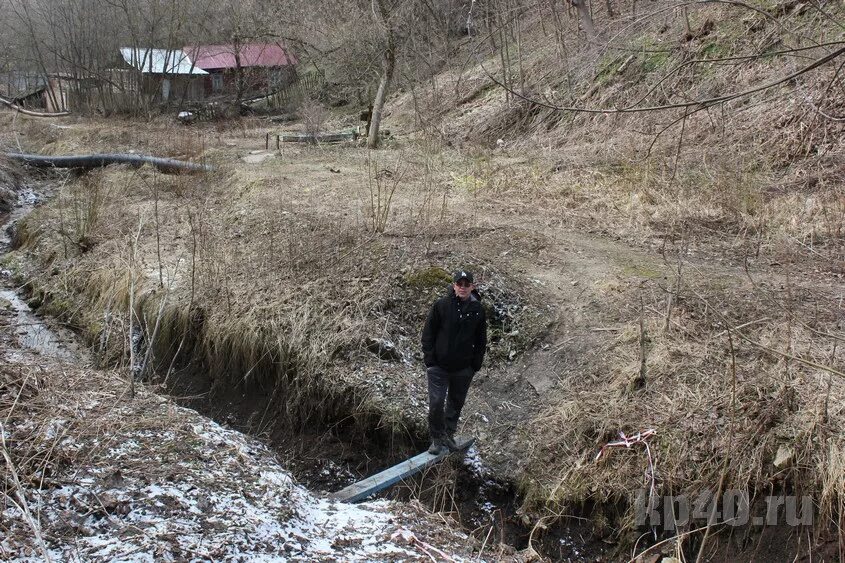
428, 439, 447, 455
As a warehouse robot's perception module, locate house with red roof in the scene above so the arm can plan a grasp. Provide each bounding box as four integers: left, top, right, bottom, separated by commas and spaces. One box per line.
183, 42, 298, 99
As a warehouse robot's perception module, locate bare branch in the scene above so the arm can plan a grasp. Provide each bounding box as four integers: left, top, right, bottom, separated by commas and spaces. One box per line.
0, 95, 70, 117
479, 46, 845, 114
627, 42, 845, 112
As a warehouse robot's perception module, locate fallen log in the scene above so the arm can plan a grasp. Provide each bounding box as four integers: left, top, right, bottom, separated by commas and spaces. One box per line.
3, 152, 212, 174
0, 95, 71, 118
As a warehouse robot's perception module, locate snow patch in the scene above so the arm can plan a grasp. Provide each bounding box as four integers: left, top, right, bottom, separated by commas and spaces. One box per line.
1, 387, 471, 561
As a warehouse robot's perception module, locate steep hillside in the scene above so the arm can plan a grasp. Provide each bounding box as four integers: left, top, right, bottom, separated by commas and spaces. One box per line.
390, 1, 844, 260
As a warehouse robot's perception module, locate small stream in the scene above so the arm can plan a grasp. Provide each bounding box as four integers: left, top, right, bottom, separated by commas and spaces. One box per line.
0, 289, 81, 361
1, 184, 86, 363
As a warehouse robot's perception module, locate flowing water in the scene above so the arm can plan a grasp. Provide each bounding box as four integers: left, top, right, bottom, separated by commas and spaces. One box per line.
1, 184, 87, 362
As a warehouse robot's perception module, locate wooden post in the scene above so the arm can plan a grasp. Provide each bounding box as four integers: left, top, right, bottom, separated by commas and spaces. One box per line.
265, 132, 269, 150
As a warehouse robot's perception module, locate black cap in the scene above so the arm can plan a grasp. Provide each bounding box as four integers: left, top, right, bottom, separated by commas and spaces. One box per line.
453, 270, 473, 283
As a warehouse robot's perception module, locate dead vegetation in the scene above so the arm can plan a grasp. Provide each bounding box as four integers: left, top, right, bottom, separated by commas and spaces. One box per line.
5, 105, 845, 559
0, 156, 21, 215
523, 262, 845, 548
393, 1, 845, 273
2, 1, 845, 559
2, 117, 545, 443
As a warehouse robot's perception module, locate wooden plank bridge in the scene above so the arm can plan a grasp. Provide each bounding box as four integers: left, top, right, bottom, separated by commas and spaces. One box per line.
331, 437, 476, 503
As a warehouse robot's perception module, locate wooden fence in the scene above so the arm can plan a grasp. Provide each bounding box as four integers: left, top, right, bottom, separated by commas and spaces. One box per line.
246, 73, 325, 111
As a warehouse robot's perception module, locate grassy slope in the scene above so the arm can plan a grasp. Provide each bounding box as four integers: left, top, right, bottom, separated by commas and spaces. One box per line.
2, 0, 844, 554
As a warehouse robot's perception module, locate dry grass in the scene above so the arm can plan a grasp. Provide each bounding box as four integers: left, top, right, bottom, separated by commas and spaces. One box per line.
4, 130, 539, 445
7, 109, 844, 554
1, 145, 839, 563
389, 1, 845, 273
0, 354, 143, 557
0, 156, 21, 208
518, 260, 845, 546
3, 4, 845, 552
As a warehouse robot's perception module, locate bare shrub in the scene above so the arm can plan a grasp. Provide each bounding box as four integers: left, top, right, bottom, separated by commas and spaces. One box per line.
300, 97, 328, 139
407, 135, 451, 239
364, 149, 407, 233
71, 173, 107, 249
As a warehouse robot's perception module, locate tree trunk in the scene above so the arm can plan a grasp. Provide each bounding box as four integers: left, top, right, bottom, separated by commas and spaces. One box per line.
367, 34, 396, 149
0, 96, 70, 117
234, 36, 245, 103
572, 0, 595, 39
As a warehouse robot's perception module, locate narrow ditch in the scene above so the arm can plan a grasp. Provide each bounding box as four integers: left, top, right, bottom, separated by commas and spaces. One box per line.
1, 178, 608, 562
0, 288, 83, 361
1, 185, 88, 363
161, 367, 607, 561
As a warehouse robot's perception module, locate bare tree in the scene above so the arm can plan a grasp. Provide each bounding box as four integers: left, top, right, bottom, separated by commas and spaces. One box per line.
570, 0, 595, 39
2, 0, 226, 114
270, 0, 465, 147
367, 0, 399, 148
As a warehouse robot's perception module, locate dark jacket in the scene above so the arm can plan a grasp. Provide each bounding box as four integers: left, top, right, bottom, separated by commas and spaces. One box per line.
421, 286, 487, 372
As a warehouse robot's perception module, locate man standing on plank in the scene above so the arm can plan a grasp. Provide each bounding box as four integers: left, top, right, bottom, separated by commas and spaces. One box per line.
421, 270, 487, 455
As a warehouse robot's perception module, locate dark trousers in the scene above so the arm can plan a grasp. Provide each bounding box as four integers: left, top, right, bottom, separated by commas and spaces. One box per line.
427, 366, 474, 440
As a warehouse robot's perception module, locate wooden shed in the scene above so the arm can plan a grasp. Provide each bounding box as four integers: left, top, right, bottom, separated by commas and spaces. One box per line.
184, 43, 298, 99
118, 48, 208, 103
